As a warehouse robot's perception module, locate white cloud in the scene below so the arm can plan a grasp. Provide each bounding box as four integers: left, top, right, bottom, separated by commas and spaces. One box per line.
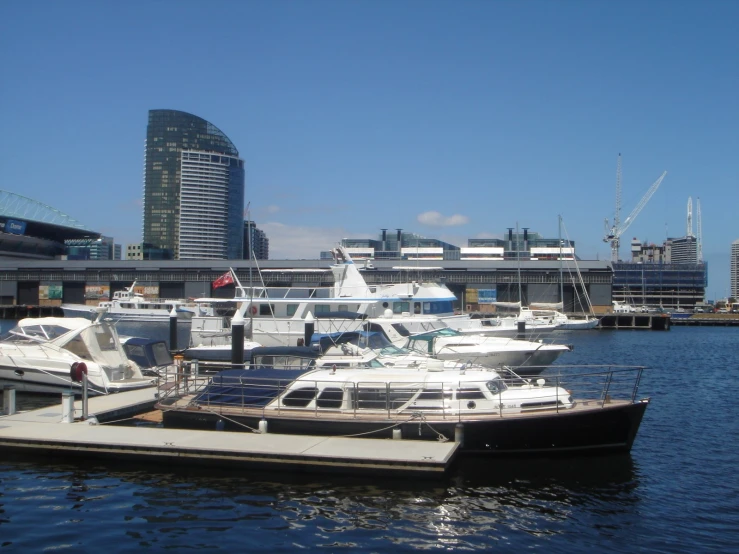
265, 205, 280, 214
259, 222, 347, 259
417, 211, 469, 227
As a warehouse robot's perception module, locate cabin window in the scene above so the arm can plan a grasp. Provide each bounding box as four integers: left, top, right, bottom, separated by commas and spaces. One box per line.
414, 302, 421, 314
424, 301, 454, 314
456, 388, 486, 400
390, 323, 411, 337
416, 388, 452, 401
315, 305, 330, 313
316, 388, 343, 409
259, 304, 274, 316
350, 387, 417, 410
521, 400, 562, 409
286, 304, 298, 317
281, 387, 317, 407
486, 379, 508, 395
339, 304, 348, 312
393, 302, 410, 314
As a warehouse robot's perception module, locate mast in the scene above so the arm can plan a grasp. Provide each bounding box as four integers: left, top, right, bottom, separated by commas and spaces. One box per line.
559, 215, 564, 310
516, 222, 522, 304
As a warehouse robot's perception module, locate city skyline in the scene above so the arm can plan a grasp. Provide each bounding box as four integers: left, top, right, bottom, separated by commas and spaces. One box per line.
0, 1, 736, 299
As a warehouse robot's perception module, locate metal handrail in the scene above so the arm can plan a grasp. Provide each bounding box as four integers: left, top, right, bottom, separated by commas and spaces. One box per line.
157, 364, 647, 419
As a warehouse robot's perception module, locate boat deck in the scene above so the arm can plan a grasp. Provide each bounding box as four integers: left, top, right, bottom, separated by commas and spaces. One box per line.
0, 388, 458, 477
161, 392, 635, 425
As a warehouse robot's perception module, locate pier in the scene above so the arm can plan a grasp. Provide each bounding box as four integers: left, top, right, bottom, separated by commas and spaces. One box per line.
669, 314, 739, 326
0, 388, 459, 477
598, 313, 671, 330
0, 305, 64, 319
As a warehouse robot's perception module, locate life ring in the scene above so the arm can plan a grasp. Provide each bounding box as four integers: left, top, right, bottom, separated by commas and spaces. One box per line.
250, 306, 257, 315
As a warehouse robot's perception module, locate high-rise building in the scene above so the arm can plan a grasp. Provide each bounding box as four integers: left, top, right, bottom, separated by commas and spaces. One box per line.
731, 239, 739, 298
244, 220, 269, 260
669, 236, 698, 264
142, 110, 245, 260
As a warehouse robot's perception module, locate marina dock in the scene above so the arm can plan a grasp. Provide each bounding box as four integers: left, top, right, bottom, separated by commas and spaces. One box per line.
0, 388, 459, 477
598, 313, 672, 330
669, 314, 739, 326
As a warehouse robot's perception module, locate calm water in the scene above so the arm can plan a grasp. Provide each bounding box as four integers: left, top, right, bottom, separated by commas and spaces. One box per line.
2, 326, 738, 552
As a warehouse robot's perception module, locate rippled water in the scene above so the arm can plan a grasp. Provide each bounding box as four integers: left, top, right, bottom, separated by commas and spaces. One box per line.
2, 326, 738, 552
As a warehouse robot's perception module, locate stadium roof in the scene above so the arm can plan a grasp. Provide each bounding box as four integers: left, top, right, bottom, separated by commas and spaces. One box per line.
0, 190, 95, 232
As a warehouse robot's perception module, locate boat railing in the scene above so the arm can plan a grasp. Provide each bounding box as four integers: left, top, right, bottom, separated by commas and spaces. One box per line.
156, 363, 646, 419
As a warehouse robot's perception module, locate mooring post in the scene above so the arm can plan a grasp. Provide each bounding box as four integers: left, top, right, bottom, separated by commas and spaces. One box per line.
169, 306, 178, 352
517, 321, 526, 340
82, 372, 89, 420
61, 391, 75, 423
231, 309, 245, 368
304, 312, 315, 347
2, 385, 16, 416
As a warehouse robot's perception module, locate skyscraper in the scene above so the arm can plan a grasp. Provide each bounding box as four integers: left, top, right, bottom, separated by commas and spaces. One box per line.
142, 110, 245, 260
731, 239, 739, 298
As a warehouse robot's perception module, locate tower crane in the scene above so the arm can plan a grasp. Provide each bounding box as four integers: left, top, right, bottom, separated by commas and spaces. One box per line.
603, 155, 667, 262
687, 197, 693, 237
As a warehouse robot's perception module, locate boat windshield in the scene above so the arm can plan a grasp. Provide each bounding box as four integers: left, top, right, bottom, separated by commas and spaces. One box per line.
411, 328, 461, 340
2, 324, 75, 342
374, 343, 410, 356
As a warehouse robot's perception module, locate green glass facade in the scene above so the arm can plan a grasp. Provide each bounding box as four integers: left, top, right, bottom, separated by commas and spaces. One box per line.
143, 110, 244, 260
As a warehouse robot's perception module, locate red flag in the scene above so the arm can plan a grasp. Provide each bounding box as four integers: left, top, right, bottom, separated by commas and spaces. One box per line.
212, 271, 234, 289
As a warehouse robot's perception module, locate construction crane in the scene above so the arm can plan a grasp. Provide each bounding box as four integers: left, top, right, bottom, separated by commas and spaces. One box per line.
687, 197, 693, 237
603, 155, 667, 262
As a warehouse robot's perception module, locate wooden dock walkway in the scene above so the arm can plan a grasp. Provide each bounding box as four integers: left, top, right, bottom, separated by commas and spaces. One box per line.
0, 389, 459, 477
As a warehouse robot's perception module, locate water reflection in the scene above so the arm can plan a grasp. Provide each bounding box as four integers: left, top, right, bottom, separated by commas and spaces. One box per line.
0, 453, 641, 551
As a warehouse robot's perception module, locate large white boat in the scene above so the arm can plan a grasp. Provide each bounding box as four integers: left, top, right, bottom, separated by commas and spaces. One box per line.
62, 282, 195, 323
190, 246, 460, 348
0, 317, 156, 395
157, 361, 650, 456
363, 318, 571, 374
190, 246, 549, 348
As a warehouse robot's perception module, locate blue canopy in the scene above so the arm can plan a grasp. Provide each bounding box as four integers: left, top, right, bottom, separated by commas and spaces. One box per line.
194, 368, 312, 406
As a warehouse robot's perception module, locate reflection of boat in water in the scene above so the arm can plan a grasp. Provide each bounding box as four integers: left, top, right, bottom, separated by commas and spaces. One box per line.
0, 317, 156, 395
62, 282, 195, 323
158, 362, 649, 456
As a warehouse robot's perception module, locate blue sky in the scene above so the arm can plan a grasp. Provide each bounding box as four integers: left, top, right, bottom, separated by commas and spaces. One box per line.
1, 1, 737, 299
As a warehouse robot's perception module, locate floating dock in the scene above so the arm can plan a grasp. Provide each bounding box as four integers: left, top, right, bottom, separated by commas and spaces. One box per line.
0, 388, 459, 477
598, 313, 671, 330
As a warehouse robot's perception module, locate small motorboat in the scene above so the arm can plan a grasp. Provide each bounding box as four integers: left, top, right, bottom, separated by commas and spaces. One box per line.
0, 317, 157, 395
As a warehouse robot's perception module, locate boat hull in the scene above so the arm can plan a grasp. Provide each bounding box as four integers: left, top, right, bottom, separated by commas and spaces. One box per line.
0, 364, 154, 396
160, 398, 649, 456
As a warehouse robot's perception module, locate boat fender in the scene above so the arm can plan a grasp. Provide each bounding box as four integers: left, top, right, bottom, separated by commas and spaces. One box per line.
250, 306, 257, 315
70, 362, 87, 383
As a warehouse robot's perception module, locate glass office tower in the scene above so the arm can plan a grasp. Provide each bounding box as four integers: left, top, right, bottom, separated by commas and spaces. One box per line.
142, 110, 244, 260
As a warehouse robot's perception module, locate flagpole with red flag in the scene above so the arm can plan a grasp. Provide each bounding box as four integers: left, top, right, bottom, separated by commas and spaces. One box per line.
212, 270, 235, 289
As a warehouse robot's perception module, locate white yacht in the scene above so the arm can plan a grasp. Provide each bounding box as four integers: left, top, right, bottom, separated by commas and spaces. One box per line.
62, 282, 195, 323
0, 316, 156, 395
190, 246, 460, 348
